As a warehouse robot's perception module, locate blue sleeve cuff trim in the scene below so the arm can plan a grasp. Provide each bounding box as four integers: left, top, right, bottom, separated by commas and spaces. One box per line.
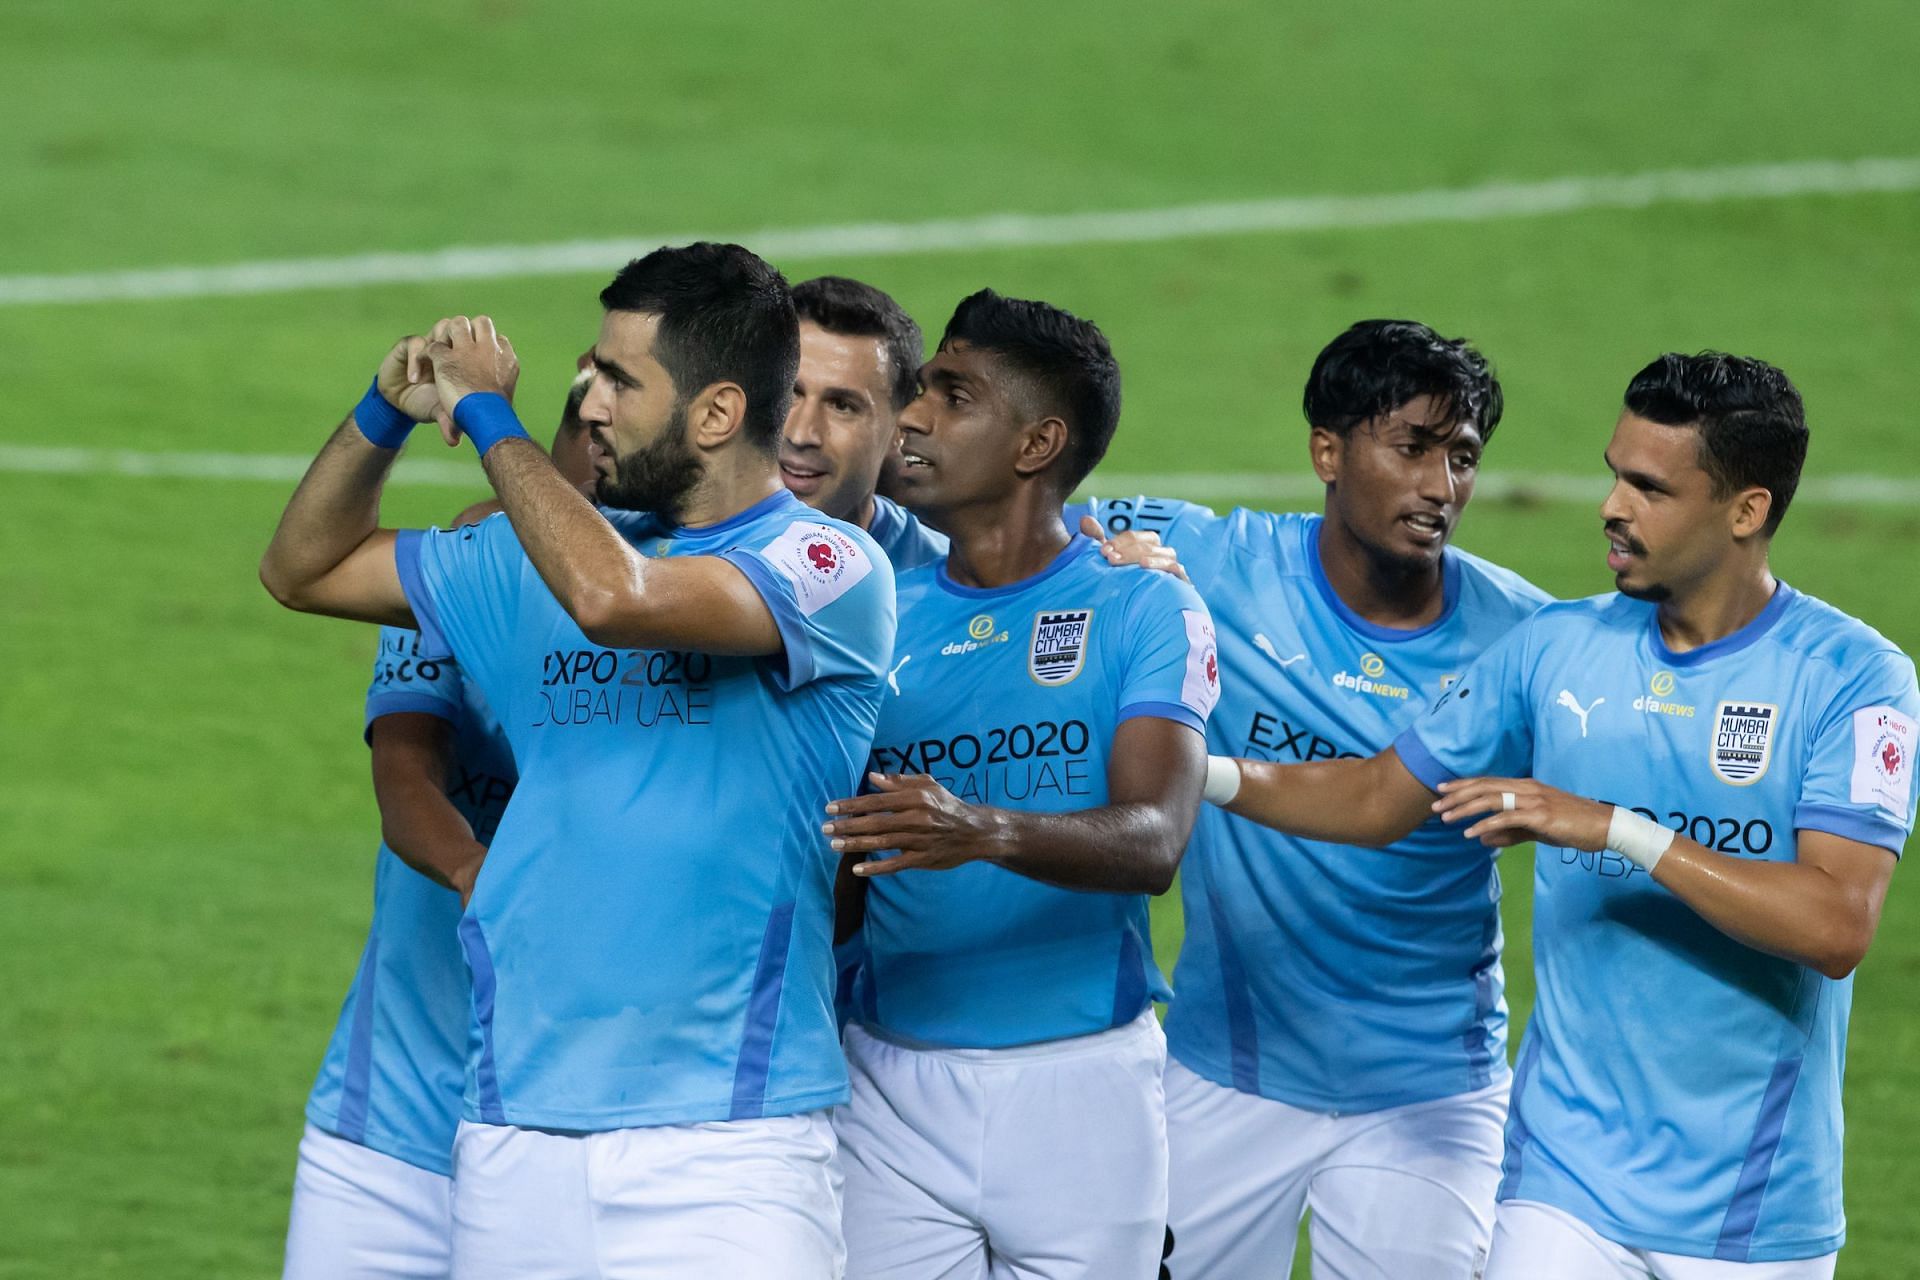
393, 529, 452, 660
1392, 726, 1455, 792
363, 693, 459, 743
719, 548, 815, 690
1118, 700, 1206, 736
1795, 802, 1909, 858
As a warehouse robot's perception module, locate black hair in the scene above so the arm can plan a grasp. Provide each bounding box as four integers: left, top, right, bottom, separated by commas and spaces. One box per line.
792, 276, 924, 411
939, 289, 1122, 493
1623, 352, 1808, 535
1302, 320, 1503, 443
599, 242, 798, 452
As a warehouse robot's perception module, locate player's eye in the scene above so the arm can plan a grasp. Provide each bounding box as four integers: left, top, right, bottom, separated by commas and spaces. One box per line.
1452, 453, 1480, 472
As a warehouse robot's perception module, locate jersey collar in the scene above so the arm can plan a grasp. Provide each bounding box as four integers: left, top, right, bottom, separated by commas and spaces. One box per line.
934, 535, 1097, 599
1647, 581, 1797, 667
1305, 516, 1462, 645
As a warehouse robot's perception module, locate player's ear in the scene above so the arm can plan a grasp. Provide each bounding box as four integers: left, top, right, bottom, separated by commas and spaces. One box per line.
690, 382, 748, 448
1309, 425, 1342, 486
1728, 484, 1773, 540
1012, 414, 1069, 480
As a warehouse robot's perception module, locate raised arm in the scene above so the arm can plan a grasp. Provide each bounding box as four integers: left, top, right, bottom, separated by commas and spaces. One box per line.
420, 316, 782, 655
1434, 778, 1897, 979
825, 716, 1207, 895
369, 712, 488, 904
1211, 747, 1438, 848
259, 339, 437, 626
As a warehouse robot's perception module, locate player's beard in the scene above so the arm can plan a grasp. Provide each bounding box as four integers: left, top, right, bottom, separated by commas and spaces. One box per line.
597, 403, 703, 522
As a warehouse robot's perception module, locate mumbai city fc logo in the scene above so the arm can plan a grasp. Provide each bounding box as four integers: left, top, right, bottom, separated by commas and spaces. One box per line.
1711, 701, 1779, 786
1030, 609, 1094, 686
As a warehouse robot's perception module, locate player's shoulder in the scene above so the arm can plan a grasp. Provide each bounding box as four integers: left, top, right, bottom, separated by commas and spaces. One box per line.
1446, 545, 1555, 619
869, 495, 949, 573
1527, 591, 1644, 635
1774, 586, 1914, 677
1088, 542, 1210, 619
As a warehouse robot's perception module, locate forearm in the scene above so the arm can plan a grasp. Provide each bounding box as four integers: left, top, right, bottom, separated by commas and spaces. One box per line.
1222, 752, 1428, 847
1654, 842, 1876, 979
479, 436, 657, 643
979, 801, 1187, 894
375, 775, 486, 895
260, 418, 404, 617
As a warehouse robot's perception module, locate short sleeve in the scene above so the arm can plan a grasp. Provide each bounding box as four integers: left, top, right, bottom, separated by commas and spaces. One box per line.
720, 519, 897, 691
1393, 617, 1538, 789
393, 513, 524, 686
1794, 650, 1920, 856
363, 626, 465, 739
1114, 575, 1221, 736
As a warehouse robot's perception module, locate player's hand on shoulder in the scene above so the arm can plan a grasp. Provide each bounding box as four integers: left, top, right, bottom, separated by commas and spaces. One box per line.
1078, 515, 1187, 581
1433, 777, 1611, 851
824, 773, 1003, 876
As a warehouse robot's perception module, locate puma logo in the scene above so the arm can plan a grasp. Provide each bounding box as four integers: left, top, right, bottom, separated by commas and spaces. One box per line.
887, 654, 911, 696
1253, 634, 1306, 667
1556, 689, 1604, 737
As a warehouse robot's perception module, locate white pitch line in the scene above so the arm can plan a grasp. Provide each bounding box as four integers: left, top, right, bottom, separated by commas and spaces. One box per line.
3, 156, 1917, 307
1, 444, 1913, 506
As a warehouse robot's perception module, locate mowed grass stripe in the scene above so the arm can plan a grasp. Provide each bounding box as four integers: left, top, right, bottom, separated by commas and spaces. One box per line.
3, 444, 1917, 506
2, 156, 1916, 306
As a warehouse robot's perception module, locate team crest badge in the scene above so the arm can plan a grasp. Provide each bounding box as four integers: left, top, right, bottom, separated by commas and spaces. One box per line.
1030, 609, 1093, 686
1710, 701, 1778, 786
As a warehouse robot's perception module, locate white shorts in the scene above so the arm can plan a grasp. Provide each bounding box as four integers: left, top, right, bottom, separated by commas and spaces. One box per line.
283, 1122, 453, 1280
1486, 1201, 1838, 1280
449, 1111, 844, 1280
836, 1012, 1169, 1280
1162, 1058, 1506, 1279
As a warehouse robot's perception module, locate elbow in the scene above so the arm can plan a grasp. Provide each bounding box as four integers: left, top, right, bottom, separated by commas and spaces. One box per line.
1810, 914, 1876, 981
567, 583, 635, 648
259, 554, 307, 611
1813, 936, 1871, 982
1138, 829, 1187, 896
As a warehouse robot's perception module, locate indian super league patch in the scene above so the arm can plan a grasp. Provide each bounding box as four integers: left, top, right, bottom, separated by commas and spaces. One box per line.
1710, 701, 1778, 786
759, 520, 872, 616
1852, 705, 1917, 816
1029, 609, 1093, 686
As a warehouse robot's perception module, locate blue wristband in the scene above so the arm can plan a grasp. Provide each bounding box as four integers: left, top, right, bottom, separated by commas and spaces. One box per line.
453, 393, 532, 456
352, 376, 417, 449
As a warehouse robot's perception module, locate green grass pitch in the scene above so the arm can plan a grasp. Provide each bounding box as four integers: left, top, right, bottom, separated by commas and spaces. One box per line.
3, 2, 1918, 1275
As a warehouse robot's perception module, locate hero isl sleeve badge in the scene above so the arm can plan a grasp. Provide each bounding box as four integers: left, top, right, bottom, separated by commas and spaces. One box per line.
1030, 610, 1092, 686
1853, 705, 1917, 816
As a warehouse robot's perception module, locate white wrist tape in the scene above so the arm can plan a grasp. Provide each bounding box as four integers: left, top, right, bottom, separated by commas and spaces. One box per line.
1606, 805, 1675, 873
1203, 755, 1242, 806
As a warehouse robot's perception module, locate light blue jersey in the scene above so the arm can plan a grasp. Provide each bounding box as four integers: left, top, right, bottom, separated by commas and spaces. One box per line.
832, 495, 950, 1023
394, 489, 895, 1130
1079, 498, 1549, 1111
853, 535, 1220, 1048
1396, 585, 1919, 1261
305, 627, 516, 1175
866, 494, 949, 572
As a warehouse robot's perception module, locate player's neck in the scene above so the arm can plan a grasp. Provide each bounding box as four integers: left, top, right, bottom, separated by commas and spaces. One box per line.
940, 493, 1073, 590
1316, 517, 1447, 629
848, 492, 877, 532
675, 455, 784, 529
1656, 559, 1779, 653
